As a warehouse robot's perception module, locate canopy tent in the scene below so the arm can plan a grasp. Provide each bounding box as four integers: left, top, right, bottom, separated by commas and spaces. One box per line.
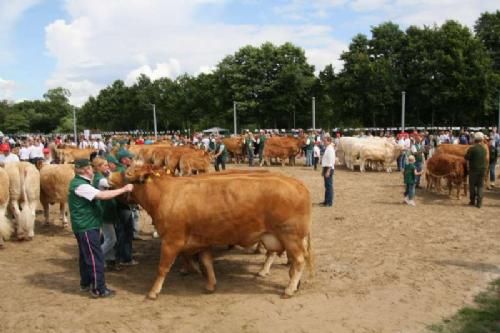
202, 127, 229, 134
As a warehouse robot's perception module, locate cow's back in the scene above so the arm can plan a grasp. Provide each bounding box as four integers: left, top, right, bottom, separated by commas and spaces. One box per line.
40, 164, 74, 203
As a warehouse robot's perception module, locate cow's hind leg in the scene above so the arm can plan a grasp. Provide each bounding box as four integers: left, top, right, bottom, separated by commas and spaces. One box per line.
281, 238, 306, 298
60, 202, 68, 227
147, 241, 181, 300
199, 250, 216, 293
42, 200, 50, 225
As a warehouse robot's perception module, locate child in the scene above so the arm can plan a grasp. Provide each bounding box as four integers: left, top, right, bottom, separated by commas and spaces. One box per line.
403, 155, 422, 206
313, 141, 321, 170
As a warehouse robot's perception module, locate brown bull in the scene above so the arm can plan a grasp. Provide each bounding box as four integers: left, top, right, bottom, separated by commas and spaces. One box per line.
109, 165, 313, 299
261, 136, 304, 166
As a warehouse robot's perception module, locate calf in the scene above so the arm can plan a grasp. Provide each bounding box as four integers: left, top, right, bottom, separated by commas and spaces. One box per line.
426, 153, 467, 199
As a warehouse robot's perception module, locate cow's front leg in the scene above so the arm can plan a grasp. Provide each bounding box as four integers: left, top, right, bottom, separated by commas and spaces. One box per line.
42, 200, 50, 225
60, 202, 68, 227
148, 241, 182, 300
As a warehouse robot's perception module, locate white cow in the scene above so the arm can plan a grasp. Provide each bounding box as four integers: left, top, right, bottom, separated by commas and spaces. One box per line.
0, 167, 13, 247
4, 162, 40, 240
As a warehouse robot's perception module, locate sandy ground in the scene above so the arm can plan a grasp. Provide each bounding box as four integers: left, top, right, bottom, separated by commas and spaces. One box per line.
1, 163, 500, 333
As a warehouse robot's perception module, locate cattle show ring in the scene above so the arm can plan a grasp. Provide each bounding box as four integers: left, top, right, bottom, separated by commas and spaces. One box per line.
0, 129, 499, 333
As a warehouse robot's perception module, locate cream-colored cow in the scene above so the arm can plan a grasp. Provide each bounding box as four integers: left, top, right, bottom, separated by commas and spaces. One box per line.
0, 167, 13, 248
4, 162, 40, 240
39, 164, 75, 226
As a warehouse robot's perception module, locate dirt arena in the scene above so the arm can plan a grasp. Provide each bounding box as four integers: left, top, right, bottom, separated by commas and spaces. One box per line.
1, 164, 500, 333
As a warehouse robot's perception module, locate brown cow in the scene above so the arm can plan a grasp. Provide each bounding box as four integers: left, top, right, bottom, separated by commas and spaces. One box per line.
0, 167, 12, 247
223, 137, 245, 163
39, 164, 75, 226
109, 165, 313, 299
425, 153, 468, 199
179, 151, 212, 176
261, 136, 304, 166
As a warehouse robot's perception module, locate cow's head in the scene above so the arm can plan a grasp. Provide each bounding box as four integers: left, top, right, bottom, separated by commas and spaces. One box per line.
109, 162, 166, 186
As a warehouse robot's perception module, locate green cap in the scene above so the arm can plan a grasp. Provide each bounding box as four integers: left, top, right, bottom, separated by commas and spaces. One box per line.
75, 159, 91, 169
106, 155, 120, 165
116, 148, 134, 161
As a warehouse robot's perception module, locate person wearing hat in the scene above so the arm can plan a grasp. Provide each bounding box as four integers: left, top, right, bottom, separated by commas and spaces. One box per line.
114, 148, 142, 264
68, 159, 133, 298
320, 136, 335, 207
92, 157, 120, 271
0, 145, 19, 164
245, 132, 256, 167
465, 132, 488, 208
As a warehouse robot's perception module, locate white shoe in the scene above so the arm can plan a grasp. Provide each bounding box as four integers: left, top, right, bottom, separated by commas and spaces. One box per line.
408, 200, 416, 206
152, 231, 159, 238
403, 197, 409, 204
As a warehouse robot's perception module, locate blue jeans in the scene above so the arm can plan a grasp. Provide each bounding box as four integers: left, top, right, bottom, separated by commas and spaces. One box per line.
74, 229, 106, 293
398, 153, 406, 171
101, 223, 117, 261
490, 162, 496, 182
322, 167, 334, 205
306, 150, 313, 166
404, 183, 415, 200
247, 148, 254, 166
415, 161, 423, 186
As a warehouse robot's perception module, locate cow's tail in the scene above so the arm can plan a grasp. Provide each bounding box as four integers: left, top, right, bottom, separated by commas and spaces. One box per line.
304, 232, 315, 278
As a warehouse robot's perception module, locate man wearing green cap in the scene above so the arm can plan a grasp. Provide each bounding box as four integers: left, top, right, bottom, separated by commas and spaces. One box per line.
68, 159, 133, 298
114, 148, 141, 265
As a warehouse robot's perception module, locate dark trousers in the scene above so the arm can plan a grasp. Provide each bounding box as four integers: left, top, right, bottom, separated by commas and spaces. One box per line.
116, 208, 134, 263
322, 167, 334, 205
313, 157, 319, 170
259, 148, 264, 164
469, 172, 484, 205
74, 229, 106, 293
214, 157, 226, 172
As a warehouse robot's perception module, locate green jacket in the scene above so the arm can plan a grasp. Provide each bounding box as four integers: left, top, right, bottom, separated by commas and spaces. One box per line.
465, 144, 487, 173
68, 175, 103, 233
93, 172, 119, 224
215, 143, 227, 159
404, 163, 416, 185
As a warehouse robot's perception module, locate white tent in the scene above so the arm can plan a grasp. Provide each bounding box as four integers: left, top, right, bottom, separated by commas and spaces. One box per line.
202, 127, 229, 134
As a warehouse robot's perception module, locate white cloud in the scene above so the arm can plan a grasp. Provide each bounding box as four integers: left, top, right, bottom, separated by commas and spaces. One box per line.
125, 60, 182, 85
44, 0, 348, 105
0, 78, 17, 100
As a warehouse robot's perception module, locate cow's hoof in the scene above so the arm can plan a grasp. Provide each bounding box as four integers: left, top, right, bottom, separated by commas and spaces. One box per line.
257, 270, 269, 277
204, 285, 216, 294
146, 292, 158, 300
280, 293, 293, 299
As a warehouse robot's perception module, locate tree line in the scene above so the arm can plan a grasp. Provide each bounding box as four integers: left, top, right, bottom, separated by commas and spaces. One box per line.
1, 11, 499, 134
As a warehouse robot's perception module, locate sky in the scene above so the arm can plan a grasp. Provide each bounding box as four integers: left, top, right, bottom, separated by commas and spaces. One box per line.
0, 0, 498, 106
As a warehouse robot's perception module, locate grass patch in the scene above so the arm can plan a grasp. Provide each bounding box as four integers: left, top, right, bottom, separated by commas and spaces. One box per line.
428, 279, 500, 333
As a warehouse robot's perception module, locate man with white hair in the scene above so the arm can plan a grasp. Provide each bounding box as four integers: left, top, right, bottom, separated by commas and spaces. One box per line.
465, 132, 487, 208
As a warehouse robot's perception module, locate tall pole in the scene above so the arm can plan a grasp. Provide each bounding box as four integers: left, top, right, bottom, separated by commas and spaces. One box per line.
72, 107, 77, 144
312, 97, 316, 130
293, 110, 296, 129
401, 91, 406, 132
233, 101, 237, 135
152, 103, 158, 141
497, 92, 500, 131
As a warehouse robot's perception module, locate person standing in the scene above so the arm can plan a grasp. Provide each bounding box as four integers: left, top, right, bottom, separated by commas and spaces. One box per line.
305, 131, 314, 167
257, 130, 267, 165
214, 136, 227, 172
465, 132, 488, 208
92, 157, 120, 271
403, 155, 422, 206
245, 132, 255, 167
320, 136, 335, 207
488, 137, 498, 189
313, 141, 320, 171
410, 137, 424, 188
68, 159, 133, 297
114, 149, 141, 264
